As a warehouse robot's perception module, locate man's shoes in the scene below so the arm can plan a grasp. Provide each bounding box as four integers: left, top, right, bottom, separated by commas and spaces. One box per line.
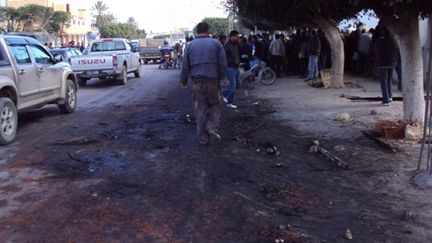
389, 98, 393, 102
226, 104, 238, 109
222, 96, 228, 103
382, 102, 391, 106
208, 130, 222, 141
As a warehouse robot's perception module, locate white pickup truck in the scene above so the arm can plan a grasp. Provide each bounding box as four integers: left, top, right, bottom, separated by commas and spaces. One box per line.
71, 38, 141, 86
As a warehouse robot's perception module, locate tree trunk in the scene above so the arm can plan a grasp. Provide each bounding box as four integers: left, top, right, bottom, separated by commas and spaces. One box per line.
316, 18, 345, 88
391, 15, 425, 123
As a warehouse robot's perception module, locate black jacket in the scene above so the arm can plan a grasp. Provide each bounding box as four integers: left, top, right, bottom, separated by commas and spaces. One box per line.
309, 35, 322, 56
376, 34, 400, 67
225, 40, 240, 68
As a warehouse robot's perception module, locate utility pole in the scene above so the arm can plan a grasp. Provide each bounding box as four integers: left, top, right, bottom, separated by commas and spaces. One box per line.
416, 18, 432, 189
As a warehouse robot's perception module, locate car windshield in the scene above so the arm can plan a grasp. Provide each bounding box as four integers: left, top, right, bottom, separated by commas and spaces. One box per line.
91, 41, 126, 52
50, 50, 68, 60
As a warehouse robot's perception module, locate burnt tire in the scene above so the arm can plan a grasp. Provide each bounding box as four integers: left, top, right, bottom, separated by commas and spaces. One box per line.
58, 79, 77, 114
0, 97, 17, 145
78, 78, 87, 87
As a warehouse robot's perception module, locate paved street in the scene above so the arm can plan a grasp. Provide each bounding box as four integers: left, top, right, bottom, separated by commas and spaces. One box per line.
0, 65, 431, 242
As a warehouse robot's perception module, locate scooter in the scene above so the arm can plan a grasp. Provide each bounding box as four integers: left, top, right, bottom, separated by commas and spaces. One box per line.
159, 53, 173, 69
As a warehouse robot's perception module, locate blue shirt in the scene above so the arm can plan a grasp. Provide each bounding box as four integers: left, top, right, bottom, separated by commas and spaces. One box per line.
181, 36, 227, 83
160, 44, 173, 55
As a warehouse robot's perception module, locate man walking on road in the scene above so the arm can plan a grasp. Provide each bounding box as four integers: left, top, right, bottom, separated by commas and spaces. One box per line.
222, 30, 241, 109
180, 22, 227, 145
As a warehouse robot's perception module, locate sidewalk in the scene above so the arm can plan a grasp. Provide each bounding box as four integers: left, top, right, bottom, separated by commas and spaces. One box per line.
249, 74, 404, 140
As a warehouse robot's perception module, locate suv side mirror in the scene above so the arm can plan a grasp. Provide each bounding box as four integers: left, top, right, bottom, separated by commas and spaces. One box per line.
133, 46, 140, 53
53, 54, 63, 63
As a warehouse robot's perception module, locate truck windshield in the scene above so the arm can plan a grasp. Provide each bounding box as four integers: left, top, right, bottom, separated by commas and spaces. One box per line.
91, 41, 126, 52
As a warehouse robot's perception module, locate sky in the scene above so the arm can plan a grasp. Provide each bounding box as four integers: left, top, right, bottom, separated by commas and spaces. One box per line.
58, 0, 228, 33
339, 10, 379, 29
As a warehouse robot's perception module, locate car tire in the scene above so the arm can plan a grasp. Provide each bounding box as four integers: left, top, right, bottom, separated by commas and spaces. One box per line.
144, 59, 148, 65
134, 64, 141, 78
78, 78, 87, 87
0, 97, 18, 145
58, 79, 77, 114
119, 65, 128, 85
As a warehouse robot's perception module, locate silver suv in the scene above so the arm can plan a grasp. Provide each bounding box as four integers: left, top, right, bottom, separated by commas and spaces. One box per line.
0, 36, 78, 145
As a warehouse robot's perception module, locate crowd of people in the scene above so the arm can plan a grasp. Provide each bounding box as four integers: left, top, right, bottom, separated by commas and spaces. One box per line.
189, 22, 401, 106
180, 21, 403, 144
44, 40, 86, 52
184, 29, 332, 82
343, 22, 402, 105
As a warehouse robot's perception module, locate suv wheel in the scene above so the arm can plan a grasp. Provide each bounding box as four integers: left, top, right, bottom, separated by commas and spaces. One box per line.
0, 97, 17, 145
58, 79, 77, 114
119, 65, 128, 85
134, 64, 141, 78
78, 78, 87, 87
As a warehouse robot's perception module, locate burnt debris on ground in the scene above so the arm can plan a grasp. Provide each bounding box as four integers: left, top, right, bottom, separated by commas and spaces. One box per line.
0, 85, 430, 242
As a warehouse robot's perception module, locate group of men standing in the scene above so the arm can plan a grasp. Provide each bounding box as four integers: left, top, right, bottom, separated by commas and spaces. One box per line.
180, 22, 241, 145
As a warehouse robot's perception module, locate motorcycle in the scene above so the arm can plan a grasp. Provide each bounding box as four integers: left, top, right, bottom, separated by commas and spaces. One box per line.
240, 59, 276, 85
159, 53, 173, 69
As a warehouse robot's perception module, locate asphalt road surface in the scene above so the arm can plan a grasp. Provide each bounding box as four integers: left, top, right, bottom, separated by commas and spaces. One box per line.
0, 65, 430, 242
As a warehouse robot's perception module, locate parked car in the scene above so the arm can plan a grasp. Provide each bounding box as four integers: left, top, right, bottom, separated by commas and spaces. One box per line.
49, 47, 82, 64
70, 38, 141, 86
0, 35, 78, 145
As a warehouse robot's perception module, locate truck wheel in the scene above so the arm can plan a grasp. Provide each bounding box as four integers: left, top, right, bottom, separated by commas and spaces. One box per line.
144, 59, 148, 65
134, 64, 141, 78
78, 78, 87, 87
58, 79, 77, 114
0, 97, 17, 145
119, 65, 128, 85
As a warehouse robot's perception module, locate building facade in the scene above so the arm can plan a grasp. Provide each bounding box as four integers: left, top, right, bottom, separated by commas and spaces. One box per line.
53, 3, 92, 46
4, 0, 93, 46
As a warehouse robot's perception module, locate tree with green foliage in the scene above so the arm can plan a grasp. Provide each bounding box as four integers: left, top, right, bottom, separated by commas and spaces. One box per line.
46, 11, 71, 37
99, 16, 146, 39
92, 1, 110, 28
99, 23, 135, 39
200, 17, 229, 35
16, 4, 53, 31
126, 17, 146, 38
126, 17, 138, 30
0, 6, 21, 32
0, 5, 71, 34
